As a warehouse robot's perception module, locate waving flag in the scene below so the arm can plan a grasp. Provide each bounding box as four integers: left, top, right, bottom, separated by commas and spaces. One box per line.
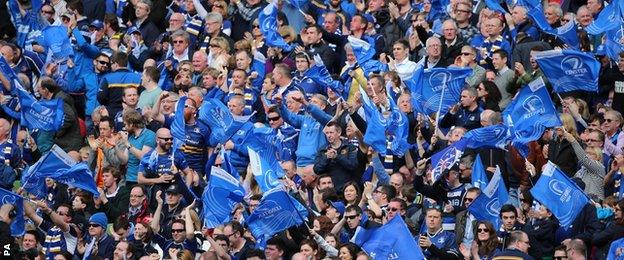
305, 63, 344, 97
549, 21, 580, 49
40, 26, 74, 61
430, 139, 467, 181
585, 2, 623, 35
406, 66, 473, 117
463, 124, 510, 150
608, 237, 624, 260
198, 98, 254, 145
468, 166, 508, 228
530, 161, 589, 228
348, 36, 375, 63
485, 0, 507, 13
352, 214, 425, 259
0, 188, 24, 236
358, 87, 389, 154
503, 78, 561, 157
202, 166, 245, 228
534, 49, 600, 92
471, 154, 489, 189
21, 145, 74, 198
38, 163, 99, 197
247, 187, 308, 245
604, 27, 624, 62
170, 96, 187, 142
247, 147, 285, 192
0, 56, 64, 131
259, 0, 293, 51
386, 86, 410, 156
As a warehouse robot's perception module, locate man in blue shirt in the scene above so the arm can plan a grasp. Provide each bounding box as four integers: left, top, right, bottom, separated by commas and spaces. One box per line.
419, 207, 460, 259
121, 109, 156, 187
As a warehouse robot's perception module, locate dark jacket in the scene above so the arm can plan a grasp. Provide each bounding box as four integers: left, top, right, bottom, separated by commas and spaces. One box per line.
97, 68, 142, 116
454, 210, 477, 247
556, 203, 603, 246
524, 217, 559, 259
53, 91, 84, 152
306, 41, 338, 75
441, 36, 466, 67
313, 141, 359, 191
439, 106, 483, 131
100, 185, 130, 221
492, 248, 534, 260
547, 136, 578, 177
592, 222, 624, 259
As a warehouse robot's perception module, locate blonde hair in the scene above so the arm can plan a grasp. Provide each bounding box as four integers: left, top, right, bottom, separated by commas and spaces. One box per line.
560, 113, 579, 140
585, 146, 603, 164
211, 36, 231, 53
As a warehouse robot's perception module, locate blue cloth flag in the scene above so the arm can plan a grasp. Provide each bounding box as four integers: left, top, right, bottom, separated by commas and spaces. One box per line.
358, 87, 389, 154
21, 145, 73, 198
406, 66, 473, 116
170, 96, 187, 142
430, 139, 467, 181
530, 161, 589, 228
503, 78, 561, 157
386, 86, 410, 156
485, 0, 507, 13
202, 166, 245, 228
585, 2, 623, 35
608, 237, 624, 260
38, 163, 100, 197
352, 215, 425, 259
534, 49, 600, 92
40, 26, 74, 61
0, 188, 24, 236
468, 166, 508, 228
348, 36, 375, 64
247, 146, 285, 192
198, 98, 254, 145
0, 56, 64, 131
259, 0, 293, 52
247, 187, 308, 244
471, 154, 489, 189
463, 124, 510, 150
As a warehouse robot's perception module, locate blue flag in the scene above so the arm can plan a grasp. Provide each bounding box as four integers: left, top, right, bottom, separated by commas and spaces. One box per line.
38, 163, 100, 197
40, 26, 74, 61
259, 0, 293, 52
202, 166, 245, 228
468, 166, 508, 228
287, 0, 308, 9
247, 147, 285, 192
534, 49, 600, 92
406, 66, 473, 116
0, 56, 64, 131
351, 215, 425, 259
471, 154, 489, 189
386, 86, 410, 156
485, 0, 507, 13
348, 36, 376, 64
198, 98, 254, 145
549, 21, 580, 50
585, 2, 623, 35
530, 161, 589, 228
358, 87, 389, 154
608, 237, 624, 260
305, 63, 344, 97
430, 139, 467, 181
21, 145, 74, 198
463, 124, 511, 150
503, 78, 561, 157
221, 149, 240, 180
170, 96, 187, 142
247, 187, 308, 244
0, 188, 24, 236
604, 27, 624, 62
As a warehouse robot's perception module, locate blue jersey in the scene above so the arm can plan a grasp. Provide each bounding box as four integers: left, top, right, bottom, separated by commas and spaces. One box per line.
0, 140, 21, 168
180, 122, 212, 176
138, 149, 189, 178
423, 230, 457, 258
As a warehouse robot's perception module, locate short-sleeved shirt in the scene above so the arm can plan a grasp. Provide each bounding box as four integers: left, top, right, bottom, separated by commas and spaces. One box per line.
137, 87, 163, 110
127, 128, 156, 182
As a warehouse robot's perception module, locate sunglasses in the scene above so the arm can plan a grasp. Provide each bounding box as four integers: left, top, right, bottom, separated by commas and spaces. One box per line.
388, 207, 399, 212
477, 228, 489, 233
461, 52, 473, 56
586, 139, 600, 142
96, 60, 109, 65
171, 229, 185, 233
158, 137, 173, 141
41, 10, 54, 14
173, 40, 185, 44
89, 223, 101, 228
464, 197, 474, 203
605, 118, 615, 123
184, 104, 196, 109
252, 24, 260, 28
345, 215, 358, 220
268, 116, 281, 121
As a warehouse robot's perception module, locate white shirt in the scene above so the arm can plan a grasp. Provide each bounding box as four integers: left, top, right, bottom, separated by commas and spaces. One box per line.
394, 58, 417, 80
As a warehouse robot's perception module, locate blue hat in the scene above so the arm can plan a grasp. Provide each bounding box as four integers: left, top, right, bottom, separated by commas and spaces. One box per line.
362, 13, 376, 24
127, 26, 141, 35
89, 20, 104, 30
89, 212, 108, 228
329, 201, 345, 216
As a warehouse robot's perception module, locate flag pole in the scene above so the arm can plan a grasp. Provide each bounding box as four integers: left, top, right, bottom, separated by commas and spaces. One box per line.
434, 83, 447, 132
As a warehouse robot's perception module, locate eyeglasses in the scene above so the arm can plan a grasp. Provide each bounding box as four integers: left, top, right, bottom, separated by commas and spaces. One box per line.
345, 215, 358, 220
210, 44, 220, 48
41, 10, 54, 14
477, 228, 489, 233
252, 24, 260, 28
88, 223, 101, 228
605, 118, 615, 123
57, 211, 68, 216
96, 60, 109, 65
268, 116, 281, 121
561, 19, 570, 23
388, 207, 400, 212
586, 139, 600, 142
173, 40, 185, 44
464, 197, 474, 203
411, 19, 418, 22
461, 52, 473, 56
158, 137, 173, 141
553, 256, 568, 260
171, 229, 185, 233
456, 9, 470, 13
